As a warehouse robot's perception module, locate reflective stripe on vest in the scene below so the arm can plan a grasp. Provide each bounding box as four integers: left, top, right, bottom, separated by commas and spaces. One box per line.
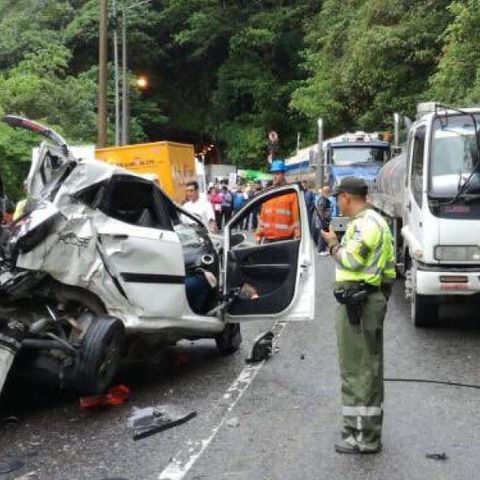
342, 405, 382, 417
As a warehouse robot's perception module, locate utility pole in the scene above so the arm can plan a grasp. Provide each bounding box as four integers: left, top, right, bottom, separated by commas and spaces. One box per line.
121, 4, 129, 145
113, 0, 120, 146
316, 118, 324, 188
98, 0, 109, 148
120, 0, 152, 146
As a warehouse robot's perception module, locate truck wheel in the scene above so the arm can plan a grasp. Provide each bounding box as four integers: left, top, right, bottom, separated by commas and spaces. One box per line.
215, 323, 241, 355
69, 315, 125, 395
411, 291, 438, 327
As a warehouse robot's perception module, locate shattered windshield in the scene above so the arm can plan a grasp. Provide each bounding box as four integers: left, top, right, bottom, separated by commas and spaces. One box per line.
429, 114, 480, 197
331, 146, 389, 166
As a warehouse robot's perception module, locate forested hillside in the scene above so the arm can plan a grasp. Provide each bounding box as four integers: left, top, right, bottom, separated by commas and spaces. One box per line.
0, 0, 479, 197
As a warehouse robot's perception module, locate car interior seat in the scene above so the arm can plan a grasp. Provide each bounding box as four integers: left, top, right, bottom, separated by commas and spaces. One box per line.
137, 208, 159, 228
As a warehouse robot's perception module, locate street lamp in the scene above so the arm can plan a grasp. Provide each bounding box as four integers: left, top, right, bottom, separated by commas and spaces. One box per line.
136, 75, 148, 89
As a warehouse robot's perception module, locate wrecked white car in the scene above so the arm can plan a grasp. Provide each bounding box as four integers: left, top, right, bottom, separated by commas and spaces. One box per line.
0, 116, 315, 397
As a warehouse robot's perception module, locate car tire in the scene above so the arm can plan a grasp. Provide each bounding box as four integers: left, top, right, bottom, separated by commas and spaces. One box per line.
69, 315, 125, 395
411, 290, 438, 327
215, 323, 241, 355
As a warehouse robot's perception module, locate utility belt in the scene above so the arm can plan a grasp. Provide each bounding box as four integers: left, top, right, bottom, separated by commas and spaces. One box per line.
333, 282, 378, 326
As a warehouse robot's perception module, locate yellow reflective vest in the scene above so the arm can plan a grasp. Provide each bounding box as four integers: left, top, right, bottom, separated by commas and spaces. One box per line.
333, 207, 395, 287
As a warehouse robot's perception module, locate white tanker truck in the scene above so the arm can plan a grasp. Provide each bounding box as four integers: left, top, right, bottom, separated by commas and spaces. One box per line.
371, 103, 480, 326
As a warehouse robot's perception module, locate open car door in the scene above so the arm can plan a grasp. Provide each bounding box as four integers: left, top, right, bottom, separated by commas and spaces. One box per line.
223, 184, 315, 322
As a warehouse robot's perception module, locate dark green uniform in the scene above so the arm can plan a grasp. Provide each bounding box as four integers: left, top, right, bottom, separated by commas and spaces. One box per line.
332, 206, 395, 451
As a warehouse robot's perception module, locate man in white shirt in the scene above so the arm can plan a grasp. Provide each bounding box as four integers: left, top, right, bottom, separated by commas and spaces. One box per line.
183, 181, 217, 233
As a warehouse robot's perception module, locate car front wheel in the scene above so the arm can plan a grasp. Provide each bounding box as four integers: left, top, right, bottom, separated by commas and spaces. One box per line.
68, 315, 125, 395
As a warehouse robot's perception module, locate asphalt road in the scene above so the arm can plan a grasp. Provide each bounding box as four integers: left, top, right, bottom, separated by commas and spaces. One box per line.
1, 256, 480, 480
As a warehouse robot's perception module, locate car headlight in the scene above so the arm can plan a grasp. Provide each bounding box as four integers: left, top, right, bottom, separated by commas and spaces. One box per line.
434, 245, 480, 261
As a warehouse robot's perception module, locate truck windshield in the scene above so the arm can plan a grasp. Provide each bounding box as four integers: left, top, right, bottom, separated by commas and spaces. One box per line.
331, 146, 388, 166
429, 114, 480, 197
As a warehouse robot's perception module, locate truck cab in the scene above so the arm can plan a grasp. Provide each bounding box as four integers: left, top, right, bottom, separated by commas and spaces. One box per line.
402, 105, 480, 325
326, 132, 391, 231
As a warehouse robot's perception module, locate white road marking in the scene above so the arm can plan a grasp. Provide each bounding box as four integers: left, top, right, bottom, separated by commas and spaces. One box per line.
158, 320, 288, 480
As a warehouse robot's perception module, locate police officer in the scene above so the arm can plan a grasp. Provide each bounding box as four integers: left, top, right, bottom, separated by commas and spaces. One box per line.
321, 176, 395, 454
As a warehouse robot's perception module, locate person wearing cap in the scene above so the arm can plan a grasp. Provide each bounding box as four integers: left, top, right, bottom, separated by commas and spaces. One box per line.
320, 176, 395, 455
256, 160, 300, 243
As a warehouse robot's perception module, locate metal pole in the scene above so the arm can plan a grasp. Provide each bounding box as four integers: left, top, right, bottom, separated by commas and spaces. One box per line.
393, 112, 400, 148
113, 0, 120, 146
316, 118, 324, 188
121, 4, 129, 145
97, 0, 108, 148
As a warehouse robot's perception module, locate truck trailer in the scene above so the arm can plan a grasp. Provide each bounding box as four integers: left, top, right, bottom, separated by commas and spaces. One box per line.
96, 141, 197, 204
370, 103, 480, 326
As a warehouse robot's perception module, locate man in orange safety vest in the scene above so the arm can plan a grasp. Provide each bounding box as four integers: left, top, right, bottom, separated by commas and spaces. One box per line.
256, 160, 300, 243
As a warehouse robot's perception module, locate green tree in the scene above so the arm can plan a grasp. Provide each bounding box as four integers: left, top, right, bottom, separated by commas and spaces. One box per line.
430, 0, 480, 105
292, 0, 452, 133
0, 44, 97, 141
210, 4, 316, 167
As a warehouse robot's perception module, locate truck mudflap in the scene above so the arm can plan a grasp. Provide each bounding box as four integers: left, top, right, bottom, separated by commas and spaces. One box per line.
0, 332, 21, 397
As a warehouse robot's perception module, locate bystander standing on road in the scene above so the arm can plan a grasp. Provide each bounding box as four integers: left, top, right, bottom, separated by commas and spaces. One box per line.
251, 182, 263, 230
244, 182, 256, 229
220, 184, 234, 228
320, 176, 395, 455
256, 160, 300, 243
183, 181, 217, 233
233, 186, 248, 229
210, 185, 223, 231
302, 180, 316, 242
316, 185, 332, 255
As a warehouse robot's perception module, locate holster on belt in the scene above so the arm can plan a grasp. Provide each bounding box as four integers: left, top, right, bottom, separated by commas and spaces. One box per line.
333, 284, 369, 325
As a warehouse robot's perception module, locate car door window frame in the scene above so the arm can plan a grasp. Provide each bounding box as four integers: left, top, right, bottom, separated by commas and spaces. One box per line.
99, 174, 172, 231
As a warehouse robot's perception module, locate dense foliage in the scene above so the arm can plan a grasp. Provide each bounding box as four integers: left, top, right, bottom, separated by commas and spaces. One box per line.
0, 0, 479, 198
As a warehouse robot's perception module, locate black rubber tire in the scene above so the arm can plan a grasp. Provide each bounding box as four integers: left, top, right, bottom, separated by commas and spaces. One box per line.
411, 290, 438, 327
215, 323, 242, 355
69, 315, 125, 395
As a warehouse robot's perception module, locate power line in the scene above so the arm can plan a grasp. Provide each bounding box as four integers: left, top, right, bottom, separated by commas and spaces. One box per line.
385, 377, 480, 390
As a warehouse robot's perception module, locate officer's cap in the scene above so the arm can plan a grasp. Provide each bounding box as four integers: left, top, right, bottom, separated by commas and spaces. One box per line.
332, 176, 368, 197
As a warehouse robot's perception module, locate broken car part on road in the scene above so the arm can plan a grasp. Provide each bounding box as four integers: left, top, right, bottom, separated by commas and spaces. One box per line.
128, 404, 197, 440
